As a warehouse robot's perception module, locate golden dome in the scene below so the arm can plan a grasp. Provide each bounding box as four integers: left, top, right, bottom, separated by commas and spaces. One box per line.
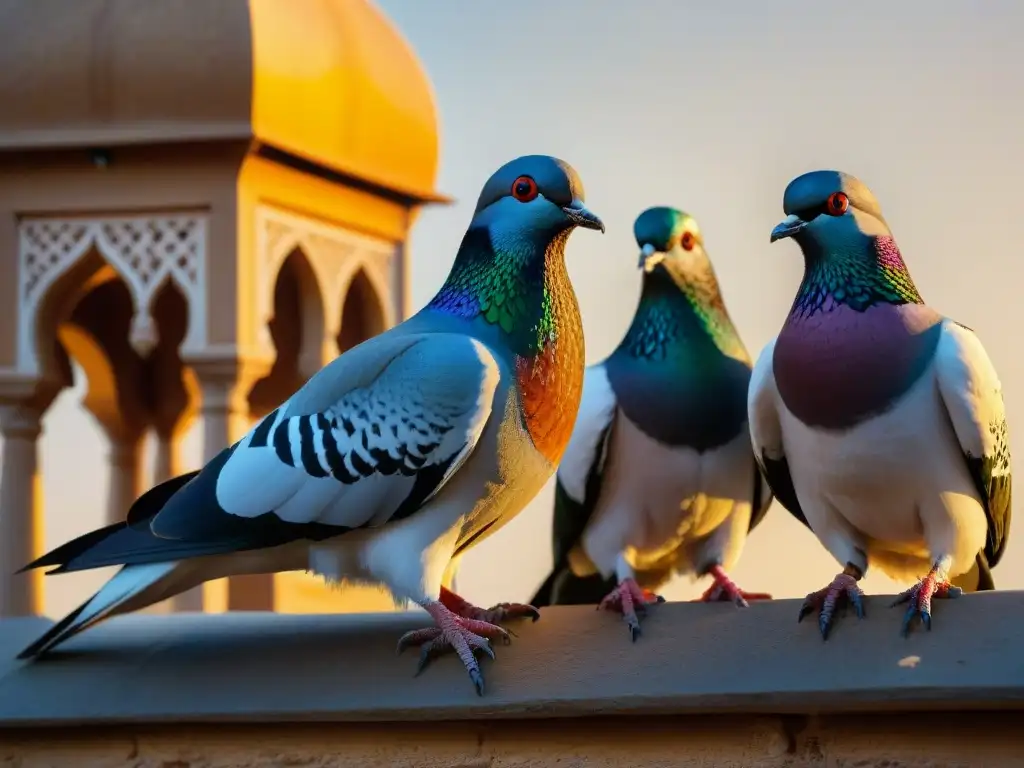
0, 0, 442, 203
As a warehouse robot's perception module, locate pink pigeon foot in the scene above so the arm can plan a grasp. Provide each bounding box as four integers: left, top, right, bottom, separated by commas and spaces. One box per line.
891, 563, 963, 637
396, 599, 511, 695
598, 577, 665, 641
798, 569, 866, 640
439, 585, 540, 626
697, 564, 773, 607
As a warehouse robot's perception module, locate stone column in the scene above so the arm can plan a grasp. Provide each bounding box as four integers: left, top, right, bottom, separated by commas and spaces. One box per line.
192, 358, 262, 462
105, 431, 145, 526
0, 404, 45, 616
155, 425, 204, 612
190, 356, 272, 612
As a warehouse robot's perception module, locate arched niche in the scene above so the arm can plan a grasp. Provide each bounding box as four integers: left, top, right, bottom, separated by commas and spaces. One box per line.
249, 247, 327, 419
58, 270, 148, 441
30, 247, 147, 436
337, 268, 386, 355
17, 214, 208, 381
38, 244, 198, 448
32, 246, 116, 386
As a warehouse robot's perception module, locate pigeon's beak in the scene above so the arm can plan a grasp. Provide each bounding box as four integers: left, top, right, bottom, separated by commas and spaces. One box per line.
563, 200, 605, 233
638, 243, 665, 272
770, 214, 808, 243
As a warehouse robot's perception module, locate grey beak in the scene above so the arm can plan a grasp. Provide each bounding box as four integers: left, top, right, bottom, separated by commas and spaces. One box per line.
563, 201, 605, 233
770, 214, 808, 243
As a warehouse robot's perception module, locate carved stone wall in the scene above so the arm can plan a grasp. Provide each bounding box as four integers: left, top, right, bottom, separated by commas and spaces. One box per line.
0, 204, 406, 618
15, 214, 209, 377
254, 204, 398, 362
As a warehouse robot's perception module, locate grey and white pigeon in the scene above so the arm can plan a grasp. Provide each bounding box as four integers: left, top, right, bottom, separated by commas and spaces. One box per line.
749, 169, 1012, 638
17, 155, 606, 695
530, 207, 773, 640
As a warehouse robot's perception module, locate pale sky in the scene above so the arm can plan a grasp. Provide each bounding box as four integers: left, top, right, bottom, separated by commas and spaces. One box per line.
20, 0, 1024, 618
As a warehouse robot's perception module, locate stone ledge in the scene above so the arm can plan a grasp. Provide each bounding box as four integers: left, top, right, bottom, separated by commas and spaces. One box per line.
0, 591, 1022, 727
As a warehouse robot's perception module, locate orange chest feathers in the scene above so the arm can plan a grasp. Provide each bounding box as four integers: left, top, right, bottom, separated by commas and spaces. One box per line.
514, 322, 585, 467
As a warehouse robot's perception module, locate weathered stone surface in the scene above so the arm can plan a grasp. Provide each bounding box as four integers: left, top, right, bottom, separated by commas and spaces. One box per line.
1, 593, 1022, 766
2, 715, 1023, 768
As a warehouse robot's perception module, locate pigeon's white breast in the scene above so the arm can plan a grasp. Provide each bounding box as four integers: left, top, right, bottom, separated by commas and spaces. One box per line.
778, 359, 986, 578
581, 410, 753, 575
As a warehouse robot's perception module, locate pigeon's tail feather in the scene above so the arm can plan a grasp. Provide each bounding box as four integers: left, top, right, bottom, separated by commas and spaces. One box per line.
530, 564, 616, 608
529, 569, 557, 608
18, 523, 125, 573
975, 553, 996, 591
41, 524, 262, 575
16, 601, 91, 660
951, 552, 995, 593
17, 562, 179, 660
20, 469, 209, 575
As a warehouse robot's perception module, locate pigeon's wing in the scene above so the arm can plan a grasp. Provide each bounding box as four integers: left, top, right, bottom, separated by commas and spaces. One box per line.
549, 363, 618, 567
152, 332, 502, 538
747, 337, 808, 528
127, 471, 200, 529
747, 457, 775, 533
934, 320, 1012, 569
22, 470, 203, 572
36, 333, 502, 573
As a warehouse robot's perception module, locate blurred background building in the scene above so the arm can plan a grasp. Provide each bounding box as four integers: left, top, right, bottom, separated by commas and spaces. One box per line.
0, 0, 448, 617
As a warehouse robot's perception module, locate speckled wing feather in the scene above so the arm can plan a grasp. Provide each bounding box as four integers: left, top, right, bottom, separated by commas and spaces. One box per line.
747, 337, 809, 528
934, 321, 1012, 571
152, 333, 501, 538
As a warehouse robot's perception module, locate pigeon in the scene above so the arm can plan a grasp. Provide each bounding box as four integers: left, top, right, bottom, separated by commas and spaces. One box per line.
16, 154, 605, 695
749, 169, 1012, 639
530, 207, 773, 640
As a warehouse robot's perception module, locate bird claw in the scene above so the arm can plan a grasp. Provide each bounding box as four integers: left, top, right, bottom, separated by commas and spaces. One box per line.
469, 667, 485, 696
626, 613, 641, 642
891, 572, 962, 637
598, 578, 663, 642
396, 627, 442, 655
471, 601, 541, 625
414, 632, 495, 679
400, 602, 508, 695
438, 586, 540, 627
798, 572, 865, 640
698, 567, 773, 608
456, 616, 512, 645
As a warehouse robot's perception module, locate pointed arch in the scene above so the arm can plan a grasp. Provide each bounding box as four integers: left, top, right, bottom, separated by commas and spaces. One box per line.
248, 246, 327, 418
60, 273, 148, 440
254, 204, 400, 364
337, 268, 386, 354
16, 214, 208, 379
277, 246, 327, 379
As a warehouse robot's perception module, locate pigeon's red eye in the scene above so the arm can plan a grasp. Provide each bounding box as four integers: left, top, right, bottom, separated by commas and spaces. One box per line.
680, 231, 696, 251
825, 192, 849, 216
511, 175, 539, 203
